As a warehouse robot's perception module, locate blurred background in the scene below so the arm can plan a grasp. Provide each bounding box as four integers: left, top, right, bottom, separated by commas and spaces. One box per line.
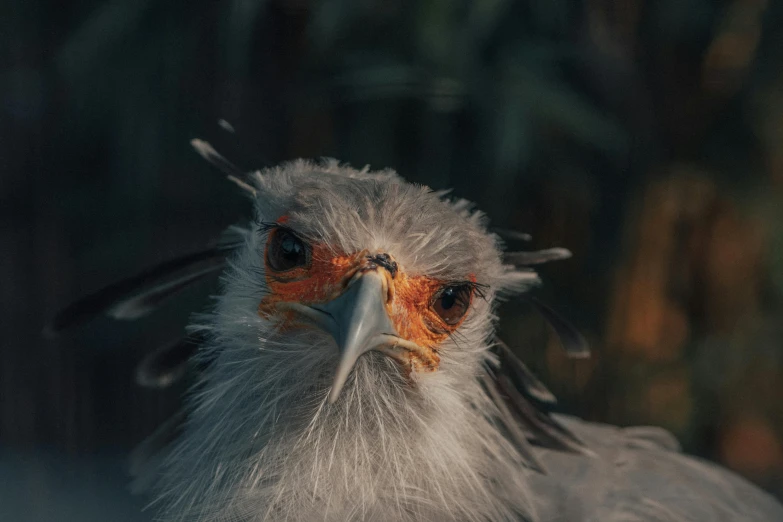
2, 0, 783, 519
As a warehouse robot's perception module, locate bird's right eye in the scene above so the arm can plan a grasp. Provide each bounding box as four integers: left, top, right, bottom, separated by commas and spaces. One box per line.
266, 228, 311, 272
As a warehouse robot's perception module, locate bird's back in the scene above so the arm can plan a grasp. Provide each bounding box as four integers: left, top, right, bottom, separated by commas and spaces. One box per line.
529, 416, 783, 521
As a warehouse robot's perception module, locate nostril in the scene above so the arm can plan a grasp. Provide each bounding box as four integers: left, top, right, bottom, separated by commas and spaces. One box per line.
367, 253, 398, 278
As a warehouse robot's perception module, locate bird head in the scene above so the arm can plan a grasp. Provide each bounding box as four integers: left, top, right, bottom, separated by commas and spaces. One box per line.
214, 159, 535, 406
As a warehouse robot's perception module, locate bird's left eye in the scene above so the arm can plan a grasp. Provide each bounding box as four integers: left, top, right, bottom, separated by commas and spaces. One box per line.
266, 228, 311, 272
432, 285, 473, 325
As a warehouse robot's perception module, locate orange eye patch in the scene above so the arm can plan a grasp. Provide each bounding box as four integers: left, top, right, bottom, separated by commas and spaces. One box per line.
258, 232, 365, 312
257, 223, 478, 373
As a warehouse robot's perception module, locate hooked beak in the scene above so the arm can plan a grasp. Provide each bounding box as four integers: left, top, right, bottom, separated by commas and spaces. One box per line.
280, 270, 402, 403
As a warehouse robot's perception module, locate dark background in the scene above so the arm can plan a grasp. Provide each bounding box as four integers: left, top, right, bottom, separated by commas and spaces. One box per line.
2, 0, 783, 520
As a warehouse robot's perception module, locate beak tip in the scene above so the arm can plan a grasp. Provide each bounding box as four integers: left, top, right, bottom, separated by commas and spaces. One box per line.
327, 370, 348, 404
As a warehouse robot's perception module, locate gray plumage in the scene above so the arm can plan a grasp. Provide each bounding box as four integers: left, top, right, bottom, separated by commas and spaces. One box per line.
530, 417, 783, 521
57, 149, 783, 521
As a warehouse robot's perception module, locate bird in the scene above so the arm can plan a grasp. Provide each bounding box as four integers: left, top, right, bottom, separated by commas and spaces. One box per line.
50, 140, 783, 522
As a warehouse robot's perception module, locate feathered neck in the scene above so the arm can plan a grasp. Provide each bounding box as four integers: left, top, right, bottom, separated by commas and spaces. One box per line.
149, 330, 534, 522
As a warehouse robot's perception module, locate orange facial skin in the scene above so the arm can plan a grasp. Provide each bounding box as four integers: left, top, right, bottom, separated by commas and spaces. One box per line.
257, 225, 473, 374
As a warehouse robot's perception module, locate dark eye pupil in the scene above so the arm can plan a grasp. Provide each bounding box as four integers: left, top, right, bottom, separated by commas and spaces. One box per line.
440, 289, 456, 310
267, 229, 309, 272
433, 285, 472, 325
281, 236, 302, 256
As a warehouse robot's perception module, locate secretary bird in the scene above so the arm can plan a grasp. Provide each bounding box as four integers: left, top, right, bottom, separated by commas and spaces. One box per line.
50, 141, 783, 522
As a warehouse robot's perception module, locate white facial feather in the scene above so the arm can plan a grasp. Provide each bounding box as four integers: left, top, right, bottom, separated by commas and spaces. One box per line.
145, 160, 540, 521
